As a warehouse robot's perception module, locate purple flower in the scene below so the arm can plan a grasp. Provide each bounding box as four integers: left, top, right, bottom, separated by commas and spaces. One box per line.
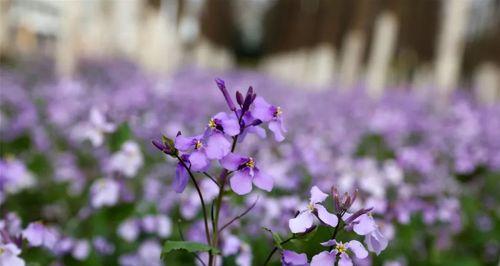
22, 222, 58, 249
175, 135, 211, 171
206, 112, 240, 137
220, 153, 273, 195
90, 178, 120, 208
0, 243, 25, 266
288, 186, 338, 233
343, 213, 377, 236
252, 96, 286, 142
282, 250, 309, 266
311, 240, 368, 266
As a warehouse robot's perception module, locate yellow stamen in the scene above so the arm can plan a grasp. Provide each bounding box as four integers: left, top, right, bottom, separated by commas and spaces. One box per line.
245, 157, 255, 168
195, 140, 203, 149
335, 243, 347, 254
208, 119, 217, 129
274, 106, 282, 117
307, 203, 315, 211
0, 247, 4, 255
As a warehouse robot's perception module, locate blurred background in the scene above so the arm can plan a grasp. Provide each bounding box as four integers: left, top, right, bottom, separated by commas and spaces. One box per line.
1, 0, 499, 103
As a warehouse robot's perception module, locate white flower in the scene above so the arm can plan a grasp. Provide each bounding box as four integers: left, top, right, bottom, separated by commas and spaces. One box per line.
0, 243, 25, 266
90, 178, 120, 208
109, 141, 144, 178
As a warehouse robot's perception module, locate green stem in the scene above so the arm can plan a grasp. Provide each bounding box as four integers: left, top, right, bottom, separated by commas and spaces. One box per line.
176, 156, 211, 246
263, 236, 295, 265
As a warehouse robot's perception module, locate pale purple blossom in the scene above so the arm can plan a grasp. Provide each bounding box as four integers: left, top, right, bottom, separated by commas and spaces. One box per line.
288, 186, 338, 233
220, 153, 273, 195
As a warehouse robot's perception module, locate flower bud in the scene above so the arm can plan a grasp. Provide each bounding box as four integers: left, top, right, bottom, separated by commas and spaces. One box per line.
215, 78, 236, 111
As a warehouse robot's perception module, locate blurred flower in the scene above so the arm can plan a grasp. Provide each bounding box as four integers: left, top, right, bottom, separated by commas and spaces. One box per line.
90, 178, 120, 208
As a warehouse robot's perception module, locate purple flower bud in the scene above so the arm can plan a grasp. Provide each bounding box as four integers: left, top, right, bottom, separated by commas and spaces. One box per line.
215, 78, 236, 111
249, 119, 262, 127
152, 140, 173, 155
236, 91, 244, 106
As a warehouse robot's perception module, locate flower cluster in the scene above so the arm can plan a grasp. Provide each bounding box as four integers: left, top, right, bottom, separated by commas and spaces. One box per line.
281, 186, 388, 266
153, 78, 285, 196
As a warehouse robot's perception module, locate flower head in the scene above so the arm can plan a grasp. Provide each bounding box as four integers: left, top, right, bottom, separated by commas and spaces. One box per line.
310, 240, 368, 266
220, 153, 273, 195
288, 186, 338, 233
252, 97, 286, 142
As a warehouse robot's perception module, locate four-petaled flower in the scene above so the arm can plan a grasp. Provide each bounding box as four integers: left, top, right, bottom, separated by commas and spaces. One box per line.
288, 186, 338, 233
252, 96, 286, 142
220, 153, 273, 195
310, 240, 368, 266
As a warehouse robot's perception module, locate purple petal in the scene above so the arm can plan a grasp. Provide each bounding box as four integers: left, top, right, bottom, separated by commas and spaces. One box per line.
269, 120, 285, 142
347, 240, 368, 259
251, 97, 274, 122
174, 163, 189, 193
214, 112, 240, 136
338, 253, 353, 266
252, 169, 273, 192
220, 153, 246, 170
174, 135, 195, 151
282, 250, 308, 265
310, 251, 335, 266
320, 239, 337, 247
365, 229, 388, 255
23, 222, 45, 247
288, 211, 314, 233
353, 214, 377, 236
229, 171, 253, 195
316, 204, 338, 227
310, 186, 329, 204
205, 133, 231, 159
188, 151, 209, 171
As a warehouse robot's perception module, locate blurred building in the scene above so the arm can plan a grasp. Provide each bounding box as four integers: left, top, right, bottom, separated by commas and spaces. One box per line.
1, 0, 499, 103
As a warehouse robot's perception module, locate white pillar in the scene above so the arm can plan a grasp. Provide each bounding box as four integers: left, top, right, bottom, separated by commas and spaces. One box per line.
56, 1, 81, 77
435, 0, 471, 101
473, 63, 499, 105
338, 30, 365, 90
366, 11, 398, 98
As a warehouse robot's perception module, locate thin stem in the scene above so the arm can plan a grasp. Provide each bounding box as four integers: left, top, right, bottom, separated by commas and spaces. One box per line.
218, 196, 259, 233
203, 171, 219, 187
263, 236, 295, 265
176, 155, 211, 246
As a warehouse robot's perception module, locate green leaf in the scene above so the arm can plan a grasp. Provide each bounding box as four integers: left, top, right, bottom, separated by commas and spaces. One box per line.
161, 240, 220, 260
263, 227, 283, 249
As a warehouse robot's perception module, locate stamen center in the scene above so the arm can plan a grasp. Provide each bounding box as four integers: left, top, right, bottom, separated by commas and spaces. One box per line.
245, 157, 255, 168
274, 106, 282, 117
335, 243, 347, 254
208, 119, 217, 129
195, 140, 203, 149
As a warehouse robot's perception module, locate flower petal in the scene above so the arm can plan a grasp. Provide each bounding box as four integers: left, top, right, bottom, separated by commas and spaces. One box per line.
282, 250, 308, 265
316, 204, 338, 227
229, 171, 253, 195
365, 229, 388, 255
252, 169, 273, 192
288, 211, 314, 233
174, 135, 195, 151
189, 151, 209, 171
310, 186, 329, 204
269, 120, 285, 142
353, 214, 377, 236
310, 251, 335, 266
174, 163, 189, 193
347, 240, 368, 259
220, 153, 246, 171
338, 253, 353, 266
205, 133, 231, 159
251, 97, 274, 121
